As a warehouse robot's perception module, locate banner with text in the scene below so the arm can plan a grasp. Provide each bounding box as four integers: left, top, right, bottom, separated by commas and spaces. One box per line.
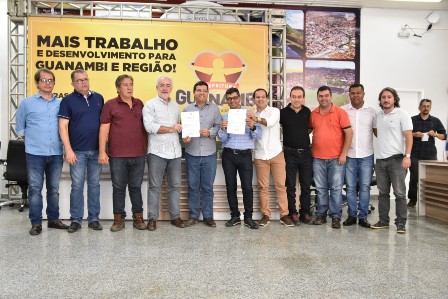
27, 17, 268, 109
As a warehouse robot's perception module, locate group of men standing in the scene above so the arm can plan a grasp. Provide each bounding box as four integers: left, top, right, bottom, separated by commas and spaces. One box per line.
16, 67, 446, 236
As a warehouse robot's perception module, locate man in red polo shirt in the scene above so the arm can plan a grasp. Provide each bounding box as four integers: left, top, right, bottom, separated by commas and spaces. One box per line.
309, 86, 353, 229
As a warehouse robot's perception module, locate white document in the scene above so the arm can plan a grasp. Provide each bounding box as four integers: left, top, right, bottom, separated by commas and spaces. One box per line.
181, 111, 200, 138
422, 133, 429, 142
227, 109, 247, 135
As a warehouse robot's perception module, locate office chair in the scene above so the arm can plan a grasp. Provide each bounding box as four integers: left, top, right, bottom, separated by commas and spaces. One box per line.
0, 140, 28, 212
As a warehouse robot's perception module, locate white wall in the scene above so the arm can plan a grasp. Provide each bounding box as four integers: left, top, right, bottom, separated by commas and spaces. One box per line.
361, 8, 448, 160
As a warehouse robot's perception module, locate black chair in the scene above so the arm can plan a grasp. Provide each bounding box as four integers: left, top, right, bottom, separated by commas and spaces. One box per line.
0, 140, 28, 212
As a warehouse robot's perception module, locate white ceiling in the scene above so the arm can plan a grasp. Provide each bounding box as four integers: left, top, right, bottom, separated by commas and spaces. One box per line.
213, 0, 448, 10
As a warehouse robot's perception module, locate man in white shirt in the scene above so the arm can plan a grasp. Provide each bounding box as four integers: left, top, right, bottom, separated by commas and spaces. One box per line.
372, 87, 413, 234
341, 83, 377, 228
249, 88, 294, 227
143, 75, 185, 230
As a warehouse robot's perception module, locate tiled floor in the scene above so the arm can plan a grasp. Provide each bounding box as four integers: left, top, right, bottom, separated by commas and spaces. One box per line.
0, 200, 447, 298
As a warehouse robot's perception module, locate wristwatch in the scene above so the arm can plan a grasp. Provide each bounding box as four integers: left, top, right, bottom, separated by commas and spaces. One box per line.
405, 154, 411, 158
257, 117, 261, 123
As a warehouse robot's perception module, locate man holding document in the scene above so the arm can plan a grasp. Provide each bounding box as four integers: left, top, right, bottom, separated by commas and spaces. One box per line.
218, 87, 262, 229
182, 81, 222, 227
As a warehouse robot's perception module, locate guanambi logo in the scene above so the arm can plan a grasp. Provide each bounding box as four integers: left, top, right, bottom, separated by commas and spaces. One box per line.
190, 51, 247, 90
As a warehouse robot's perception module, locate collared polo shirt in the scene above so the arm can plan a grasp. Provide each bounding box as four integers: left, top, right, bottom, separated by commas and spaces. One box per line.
183, 101, 222, 157
59, 90, 104, 151
280, 103, 311, 149
100, 96, 146, 158
218, 107, 262, 150
254, 105, 283, 160
411, 114, 447, 159
16, 92, 63, 156
374, 107, 413, 159
342, 102, 377, 158
143, 96, 182, 159
309, 104, 351, 159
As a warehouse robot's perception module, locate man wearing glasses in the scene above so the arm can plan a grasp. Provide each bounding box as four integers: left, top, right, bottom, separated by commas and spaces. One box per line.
58, 69, 104, 233
16, 68, 69, 235
218, 87, 262, 229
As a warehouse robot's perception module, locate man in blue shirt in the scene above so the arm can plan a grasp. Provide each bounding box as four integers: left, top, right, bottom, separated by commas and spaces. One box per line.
59, 70, 104, 233
218, 87, 262, 229
182, 81, 222, 228
16, 68, 68, 235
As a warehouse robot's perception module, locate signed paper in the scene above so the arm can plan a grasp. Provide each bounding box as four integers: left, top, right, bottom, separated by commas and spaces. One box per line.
227, 109, 247, 135
181, 111, 200, 138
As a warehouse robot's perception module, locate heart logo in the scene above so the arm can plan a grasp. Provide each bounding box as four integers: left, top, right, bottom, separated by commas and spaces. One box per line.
191, 51, 246, 87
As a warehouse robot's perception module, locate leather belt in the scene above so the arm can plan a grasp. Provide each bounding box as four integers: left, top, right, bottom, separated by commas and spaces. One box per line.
283, 146, 309, 154
223, 148, 252, 155
378, 154, 403, 161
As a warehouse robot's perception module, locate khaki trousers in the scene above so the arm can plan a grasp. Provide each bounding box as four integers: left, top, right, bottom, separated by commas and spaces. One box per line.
254, 152, 289, 218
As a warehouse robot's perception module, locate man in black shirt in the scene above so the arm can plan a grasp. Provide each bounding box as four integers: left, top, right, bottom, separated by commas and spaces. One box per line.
280, 86, 312, 224
408, 99, 446, 207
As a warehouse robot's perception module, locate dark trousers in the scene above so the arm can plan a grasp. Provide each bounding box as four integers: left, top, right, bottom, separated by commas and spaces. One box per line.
221, 150, 254, 219
408, 155, 437, 203
284, 149, 312, 216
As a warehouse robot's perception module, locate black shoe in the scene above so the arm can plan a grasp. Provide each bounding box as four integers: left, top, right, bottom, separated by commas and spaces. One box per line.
88, 221, 103, 230
331, 218, 341, 229
358, 218, 371, 228
371, 221, 389, 229
244, 218, 259, 229
407, 201, 417, 208
343, 216, 357, 226
396, 223, 406, 234
68, 222, 81, 233
48, 220, 69, 229
225, 216, 241, 227
29, 224, 42, 236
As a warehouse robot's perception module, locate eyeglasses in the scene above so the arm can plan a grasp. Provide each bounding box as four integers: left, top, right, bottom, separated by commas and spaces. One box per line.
227, 96, 239, 101
73, 78, 89, 84
40, 78, 55, 84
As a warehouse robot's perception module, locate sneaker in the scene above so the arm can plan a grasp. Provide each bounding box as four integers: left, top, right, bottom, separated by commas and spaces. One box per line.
259, 215, 270, 227
291, 213, 301, 226
371, 221, 389, 229
280, 215, 294, 227
244, 218, 259, 229
300, 213, 312, 224
68, 222, 81, 233
225, 216, 241, 227
88, 221, 103, 230
396, 224, 406, 234
186, 218, 199, 227
203, 218, 216, 228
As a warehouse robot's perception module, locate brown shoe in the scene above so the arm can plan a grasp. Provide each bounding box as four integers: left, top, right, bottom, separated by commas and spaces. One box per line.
110, 214, 125, 232
259, 215, 270, 227
313, 215, 327, 225
280, 215, 294, 227
186, 218, 199, 227
332, 218, 341, 229
147, 219, 157, 231
29, 224, 42, 236
171, 217, 185, 228
133, 212, 146, 230
48, 220, 68, 229
203, 217, 216, 228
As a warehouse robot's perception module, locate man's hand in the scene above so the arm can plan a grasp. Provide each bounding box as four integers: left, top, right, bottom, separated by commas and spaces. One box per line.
65, 149, 77, 165
221, 120, 228, 130
338, 154, 347, 165
413, 131, 424, 138
98, 152, 109, 165
173, 123, 182, 133
246, 111, 256, 121
402, 157, 411, 169
200, 128, 210, 137
246, 116, 255, 130
182, 136, 191, 143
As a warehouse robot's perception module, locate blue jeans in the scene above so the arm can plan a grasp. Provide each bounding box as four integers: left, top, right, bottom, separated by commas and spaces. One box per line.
313, 158, 345, 219
345, 155, 374, 219
69, 150, 102, 224
221, 149, 254, 218
109, 157, 145, 217
185, 153, 217, 219
26, 154, 63, 225
376, 156, 408, 225
147, 154, 181, 220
